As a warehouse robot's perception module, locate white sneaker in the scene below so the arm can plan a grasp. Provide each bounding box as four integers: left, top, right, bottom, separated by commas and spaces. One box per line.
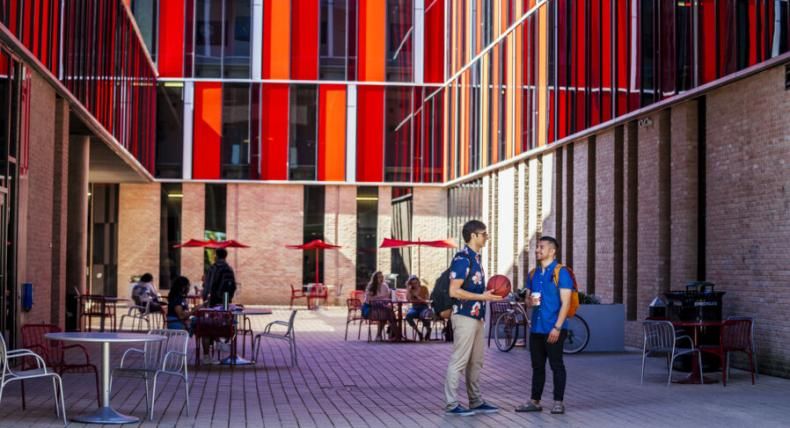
201, 355, 214, 365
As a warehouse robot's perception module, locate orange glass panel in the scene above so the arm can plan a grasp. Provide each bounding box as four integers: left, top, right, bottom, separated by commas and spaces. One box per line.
263, 0, 290, 79
318, 85, 347, 181
193, 82, 222, 179
358, 0, 386, 81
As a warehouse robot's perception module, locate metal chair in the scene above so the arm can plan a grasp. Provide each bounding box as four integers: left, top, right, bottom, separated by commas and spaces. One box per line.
306, 283, 328, 309
253, 310, 298, 367
726, 315, 758, 380
345, 294, 365, 341
20, 324, 99, 409
641, 320, 704, 385
699, 319, 757, 386
366, 300, 395, 342
289, 284, 307, 308
119, 300, 158, 331
110, 329, 190, 420
0, 333, 67, 425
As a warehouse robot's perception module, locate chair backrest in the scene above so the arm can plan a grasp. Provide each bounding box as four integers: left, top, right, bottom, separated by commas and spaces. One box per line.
0, 333, 7, 371
394, 289, 408, 301
722, 319, 752, 350
284, 310, 298, 336
488, 301, 512, 321
349, 290, 364, 301
147, 329, 189, 373
21, 324, 62, 365
642, 320, 677, 352
193, 309, 235, 340
310, 283, 327, 297
346, 298, 362, 310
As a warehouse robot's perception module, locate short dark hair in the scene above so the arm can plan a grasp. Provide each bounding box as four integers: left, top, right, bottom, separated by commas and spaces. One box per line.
140, 273, 154, 283
215, 248, 228, 259
462, 220, 487, 243
539, 236, 559, 251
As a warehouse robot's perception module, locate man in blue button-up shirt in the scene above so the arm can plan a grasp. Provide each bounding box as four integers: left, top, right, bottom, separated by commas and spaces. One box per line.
516, 236, 573, 415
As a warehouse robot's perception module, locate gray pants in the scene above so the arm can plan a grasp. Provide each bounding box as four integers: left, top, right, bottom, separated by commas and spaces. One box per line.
444, 314, 485, 409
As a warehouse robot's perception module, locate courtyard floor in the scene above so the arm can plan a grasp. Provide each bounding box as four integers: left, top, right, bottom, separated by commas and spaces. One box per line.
0, 306, 786, 427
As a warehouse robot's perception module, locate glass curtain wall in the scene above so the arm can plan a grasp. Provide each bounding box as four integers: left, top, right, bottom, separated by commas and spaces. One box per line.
289, 85, 318, 180
386, 0, 413, 81
221, 83, 251, 179
195, 0, 252, 78
159, 183, 182, 290
155, 83, 184, 178
356, 186, 378, 289
447, 180, 483, 249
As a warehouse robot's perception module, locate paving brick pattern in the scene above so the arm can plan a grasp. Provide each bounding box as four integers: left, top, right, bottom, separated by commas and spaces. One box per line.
1, 306, 787, 428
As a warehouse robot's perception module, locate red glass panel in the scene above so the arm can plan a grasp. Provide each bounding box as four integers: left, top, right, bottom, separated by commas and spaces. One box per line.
193, 82, 223, 179
292, 0, 319, 80
159, 0, 185, 77
261, 84, 289, 180
424, 0, 445, 83
356, 86, 385, 182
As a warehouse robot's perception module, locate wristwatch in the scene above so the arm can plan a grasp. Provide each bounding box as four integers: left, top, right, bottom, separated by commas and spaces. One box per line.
552, 326, 561, 332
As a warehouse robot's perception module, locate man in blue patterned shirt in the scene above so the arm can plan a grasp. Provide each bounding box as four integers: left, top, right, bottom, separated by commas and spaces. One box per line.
444, 220, 503, 416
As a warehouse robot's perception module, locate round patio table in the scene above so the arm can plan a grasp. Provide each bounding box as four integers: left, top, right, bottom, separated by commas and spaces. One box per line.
219, 307, 273, 366
45, 332, 166, 424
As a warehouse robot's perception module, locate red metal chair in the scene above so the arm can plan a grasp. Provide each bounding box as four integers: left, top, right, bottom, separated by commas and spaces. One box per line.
289, 284, 307, 308
192, 309, 235, 366
78, 294, 117, 331
345, 291, 366, 341
306, 283, 328, 309
20, 324, 100, 408
699, 319, 757, 386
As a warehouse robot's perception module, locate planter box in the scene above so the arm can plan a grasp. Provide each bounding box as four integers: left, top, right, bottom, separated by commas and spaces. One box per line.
575, 304, 624, 352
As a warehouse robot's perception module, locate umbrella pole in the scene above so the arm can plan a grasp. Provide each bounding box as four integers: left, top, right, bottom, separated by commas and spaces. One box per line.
417, 243, 421, 279
315, 248, 320, 285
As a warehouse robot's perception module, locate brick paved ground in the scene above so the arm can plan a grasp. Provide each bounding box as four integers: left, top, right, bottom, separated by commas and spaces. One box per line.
1, 306, 787, 428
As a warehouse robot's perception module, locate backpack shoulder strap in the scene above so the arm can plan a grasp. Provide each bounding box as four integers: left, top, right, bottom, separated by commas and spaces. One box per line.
552, 263, 564, 288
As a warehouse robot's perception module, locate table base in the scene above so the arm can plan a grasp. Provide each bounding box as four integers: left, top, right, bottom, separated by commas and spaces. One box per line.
220, 355, 254, 366
72, 406, 139, 424
673, 374, 719, 384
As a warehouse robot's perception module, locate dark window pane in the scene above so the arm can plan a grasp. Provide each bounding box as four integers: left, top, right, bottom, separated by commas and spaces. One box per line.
385, 86, 412, 182
204, 184, 227, 270
155, 83, 184, 178
195, 0, 223, 77
221, 83, 251, 179
160, 183, 182, 290
224, 0, 251, 78
356, 186, 378, 290
386, 0, 413, 81
130, 0, 157, 60
303, 186, 325, 284
320, 0, 348, 80
289, 85, 318, 180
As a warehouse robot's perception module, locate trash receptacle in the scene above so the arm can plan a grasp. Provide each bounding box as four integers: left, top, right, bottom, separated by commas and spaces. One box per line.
664, 281, 725, 372
65, 287, 79, 331
648, 296, 668, 319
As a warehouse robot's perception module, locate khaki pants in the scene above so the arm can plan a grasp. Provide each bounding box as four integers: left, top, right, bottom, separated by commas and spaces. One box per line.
444, 314, 485, 409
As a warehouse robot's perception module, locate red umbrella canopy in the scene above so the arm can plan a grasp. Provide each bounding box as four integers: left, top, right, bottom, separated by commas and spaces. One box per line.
205, 239, 250, 249
174, 239, 208, 248
286, 239, 342, 250
286, 239, 341, 285
379, 238, 457, 248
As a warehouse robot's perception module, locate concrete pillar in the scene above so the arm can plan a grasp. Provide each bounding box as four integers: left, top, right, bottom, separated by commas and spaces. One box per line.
66, 136, 90, 295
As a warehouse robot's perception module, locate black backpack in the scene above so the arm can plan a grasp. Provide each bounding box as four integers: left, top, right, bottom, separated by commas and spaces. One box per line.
430, 252, 473, 319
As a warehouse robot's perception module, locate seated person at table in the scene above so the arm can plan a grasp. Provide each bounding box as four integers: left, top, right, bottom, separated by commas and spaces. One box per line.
167, 276, 193, 332
405, 275, 432, 341
132, 272, 163, 313
363, 271, 394, 341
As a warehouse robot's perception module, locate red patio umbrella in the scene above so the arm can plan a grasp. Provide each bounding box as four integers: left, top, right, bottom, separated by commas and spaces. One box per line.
286, 239, 342, 285
174, 238, 208, 248
380, 238, 458, 278
204, 239, 250, 249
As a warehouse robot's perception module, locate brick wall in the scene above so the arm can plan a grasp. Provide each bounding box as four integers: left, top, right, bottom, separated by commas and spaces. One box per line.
669, 101, 699, 288
19, 71, 57, 325
180, 183, 205, 287
324, 185, 357, 300
226, 184, 303, 305
595, 130, 616, 303
117, 183, 161, 299
572, 140, 589, 290
412, 187, 448, 286
706, 66, 790, 376
376, 186, 392, 275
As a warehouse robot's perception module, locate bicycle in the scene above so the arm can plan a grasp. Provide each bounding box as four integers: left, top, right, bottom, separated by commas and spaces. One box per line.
492, 295, 590, 354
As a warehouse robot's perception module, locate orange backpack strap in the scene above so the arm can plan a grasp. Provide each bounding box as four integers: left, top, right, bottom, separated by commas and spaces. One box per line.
551, 263, 577, 290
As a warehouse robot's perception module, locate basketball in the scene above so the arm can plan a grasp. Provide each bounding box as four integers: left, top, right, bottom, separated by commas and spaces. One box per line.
487, 275, 512, 297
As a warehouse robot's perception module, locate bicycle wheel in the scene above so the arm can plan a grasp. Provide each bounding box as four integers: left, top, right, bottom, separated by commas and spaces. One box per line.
563, 315, 590, 354
494, 312, 519, 352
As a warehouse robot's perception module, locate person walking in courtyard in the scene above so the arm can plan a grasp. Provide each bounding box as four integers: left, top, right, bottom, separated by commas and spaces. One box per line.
516, 236, 573, 415
205, 248, 237, 307
444, 220, 503, 416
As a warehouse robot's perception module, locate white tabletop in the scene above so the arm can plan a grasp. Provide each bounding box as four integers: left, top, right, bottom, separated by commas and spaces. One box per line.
45, 332, 166, 343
